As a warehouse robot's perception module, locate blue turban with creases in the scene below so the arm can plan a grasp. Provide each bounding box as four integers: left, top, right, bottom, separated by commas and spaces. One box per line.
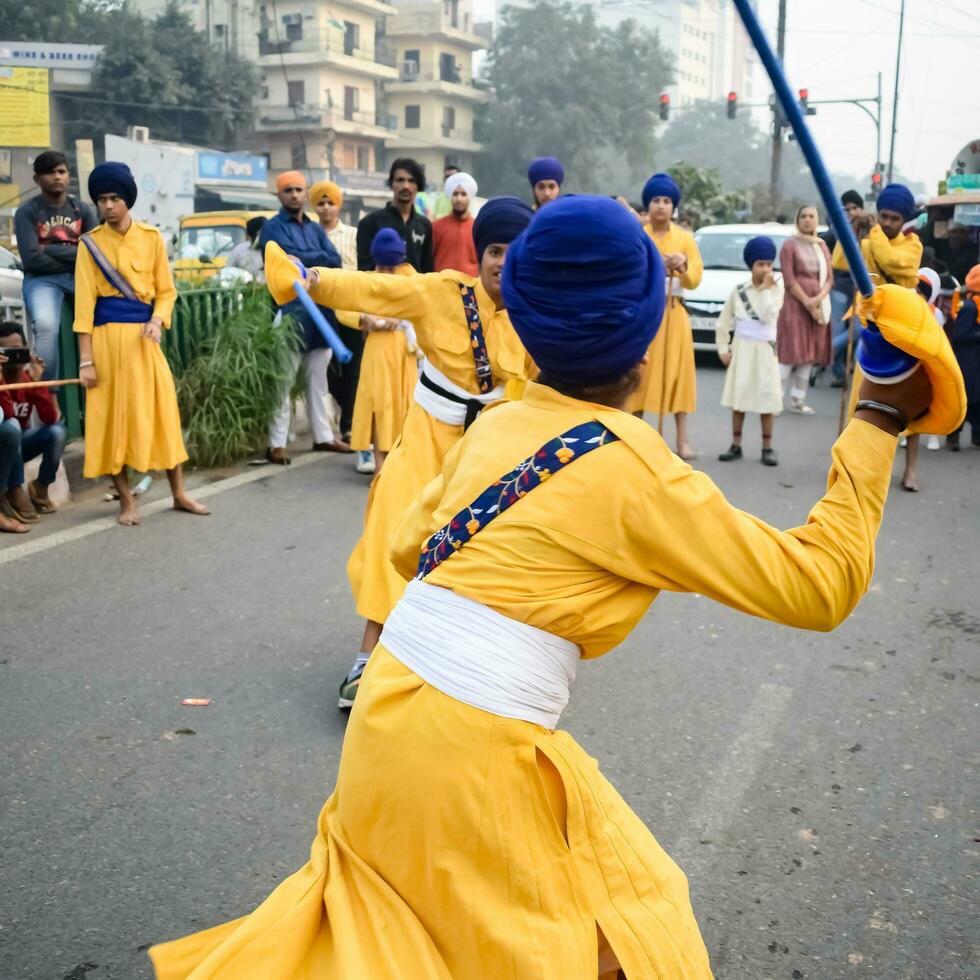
88, 161, 138, 208
877, 183, 916, 221
501, 195, 666, 386
472, 196, 534, 262
743, 235, 777, 268
641, 172, 680, 209
527, 156, 565, 188
370, 227, 406, 267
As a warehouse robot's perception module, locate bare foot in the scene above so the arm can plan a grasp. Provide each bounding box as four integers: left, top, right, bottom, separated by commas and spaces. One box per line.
678, 444, 698, 461
117, 503, 141, 526
901, 476, 919, 492
173, 495, 210, 516
0, 512, 30, 534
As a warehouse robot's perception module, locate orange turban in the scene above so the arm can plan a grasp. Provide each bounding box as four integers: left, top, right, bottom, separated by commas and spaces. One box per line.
276, 170, 306, 192
310, 180, 343, 207
966, 264, 980, 294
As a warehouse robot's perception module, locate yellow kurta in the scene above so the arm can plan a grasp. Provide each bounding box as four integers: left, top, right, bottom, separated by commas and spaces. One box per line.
847, 226, 924, 418
349, 264, 419, 453
150, 382, 897, 980
309, 267, 529, 623
73, 221, 187, 478
632, 223, 703, 414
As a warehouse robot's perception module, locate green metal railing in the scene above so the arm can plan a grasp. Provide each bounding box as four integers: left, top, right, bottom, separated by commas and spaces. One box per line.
59, 283, 261, 439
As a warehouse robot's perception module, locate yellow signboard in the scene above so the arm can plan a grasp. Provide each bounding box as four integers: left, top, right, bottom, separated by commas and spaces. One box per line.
0, 67, 51, 147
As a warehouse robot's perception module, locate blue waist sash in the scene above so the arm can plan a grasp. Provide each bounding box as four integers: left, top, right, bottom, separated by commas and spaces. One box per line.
94, 295, 154, 326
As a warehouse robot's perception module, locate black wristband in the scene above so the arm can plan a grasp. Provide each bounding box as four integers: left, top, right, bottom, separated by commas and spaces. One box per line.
854, 399, 908, 432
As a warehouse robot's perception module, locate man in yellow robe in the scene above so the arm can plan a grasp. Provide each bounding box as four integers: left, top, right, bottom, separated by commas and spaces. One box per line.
74, 162, 208, 526
632, 172, 703, 459
150, 195, 964, 980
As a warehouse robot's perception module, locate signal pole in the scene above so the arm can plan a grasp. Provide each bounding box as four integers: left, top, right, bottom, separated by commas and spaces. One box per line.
886, 0, 906, 182
769, 0, 787, 212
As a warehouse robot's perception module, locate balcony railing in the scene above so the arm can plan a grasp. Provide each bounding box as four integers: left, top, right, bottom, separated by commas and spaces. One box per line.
258, 29, 395, 69
388, 9, 485, 44
398, 64, 469, 85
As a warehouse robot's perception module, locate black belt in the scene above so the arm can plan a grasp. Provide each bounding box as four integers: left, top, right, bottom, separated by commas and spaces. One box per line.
419, 370, 485, 430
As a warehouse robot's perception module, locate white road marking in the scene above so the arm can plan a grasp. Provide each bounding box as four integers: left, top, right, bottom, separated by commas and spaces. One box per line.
674, 682, 794, 859
0, 452, 330, 566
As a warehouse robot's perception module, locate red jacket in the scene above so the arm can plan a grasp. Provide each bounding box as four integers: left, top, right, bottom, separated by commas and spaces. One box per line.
0, 369, 59, 429
432, 213, 478, 276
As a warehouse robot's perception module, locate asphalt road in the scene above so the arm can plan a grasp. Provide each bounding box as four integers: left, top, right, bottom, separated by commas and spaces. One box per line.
2, 368, 977, 980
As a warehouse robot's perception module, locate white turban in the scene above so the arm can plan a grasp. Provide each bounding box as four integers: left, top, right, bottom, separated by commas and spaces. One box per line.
444, 172, 478, 200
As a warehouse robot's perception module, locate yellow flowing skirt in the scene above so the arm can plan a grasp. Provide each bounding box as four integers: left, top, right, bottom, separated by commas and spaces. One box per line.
631, 300, 697, 415
83, 322, 188, 478
347, 402, 461, 623
350, 331, 417, 453
149, 647, 712, 979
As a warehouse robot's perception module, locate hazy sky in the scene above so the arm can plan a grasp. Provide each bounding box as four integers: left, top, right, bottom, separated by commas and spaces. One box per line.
475, 0, 979, 189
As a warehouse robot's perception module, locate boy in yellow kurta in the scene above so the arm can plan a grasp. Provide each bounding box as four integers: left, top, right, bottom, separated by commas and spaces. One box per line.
631, 172, 703, 459
74, 164, 208, 526
267, 197, 534, 708
347, 228, 419, 473
150, 195, 961, 980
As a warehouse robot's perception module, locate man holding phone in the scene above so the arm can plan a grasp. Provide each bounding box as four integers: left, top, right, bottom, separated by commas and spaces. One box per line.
0, 322, 66, 529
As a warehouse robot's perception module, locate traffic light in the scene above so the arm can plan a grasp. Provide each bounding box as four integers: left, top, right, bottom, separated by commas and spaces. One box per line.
870, 165, 883, 200
659, 93, 670, 121
798, 88, 816, 116
727, 91, 737, 119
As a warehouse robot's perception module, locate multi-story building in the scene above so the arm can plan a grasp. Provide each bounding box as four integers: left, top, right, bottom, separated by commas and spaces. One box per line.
382, 0, 489, 182
130, 0, 264, 60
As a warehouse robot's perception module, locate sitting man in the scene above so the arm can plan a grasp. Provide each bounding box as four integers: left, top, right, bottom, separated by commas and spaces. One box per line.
0, 321, 67, 530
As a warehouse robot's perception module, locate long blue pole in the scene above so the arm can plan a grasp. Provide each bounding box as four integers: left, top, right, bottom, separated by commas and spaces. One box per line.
731, 0, 874, 299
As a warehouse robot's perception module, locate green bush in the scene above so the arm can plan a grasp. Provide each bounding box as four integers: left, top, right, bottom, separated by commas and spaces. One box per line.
176, 291, 300, 467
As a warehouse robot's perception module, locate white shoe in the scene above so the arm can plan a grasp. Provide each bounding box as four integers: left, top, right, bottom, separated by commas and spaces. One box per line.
789, 398, 815, 415
355, 450, 375, 475
926, 435, 941, 450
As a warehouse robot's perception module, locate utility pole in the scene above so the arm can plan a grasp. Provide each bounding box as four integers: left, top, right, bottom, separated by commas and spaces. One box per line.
886, 0, 905, 182
769, 0, 787, 212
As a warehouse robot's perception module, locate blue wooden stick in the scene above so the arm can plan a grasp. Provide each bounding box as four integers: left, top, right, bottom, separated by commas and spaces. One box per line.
291, 277, 353, 364
731, 0, 873, 299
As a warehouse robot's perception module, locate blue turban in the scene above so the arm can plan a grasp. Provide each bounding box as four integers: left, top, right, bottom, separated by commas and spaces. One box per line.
472, 196, 534, 262
88, 161, 138, 208
743, 236, 777, 268
370, 227, 406, 267
641, 172, 680, 209
501, 195, 665, 386
877, 183, 916, 221
527, 156, 565, 188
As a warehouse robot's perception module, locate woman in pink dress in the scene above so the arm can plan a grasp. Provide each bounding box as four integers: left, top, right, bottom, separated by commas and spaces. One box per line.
776, 205, 833, 414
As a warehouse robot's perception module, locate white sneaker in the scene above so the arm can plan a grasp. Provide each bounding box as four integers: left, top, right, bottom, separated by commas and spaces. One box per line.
789, 398, 815, 415
926, 435, 941, 450
355, 450, 375, 475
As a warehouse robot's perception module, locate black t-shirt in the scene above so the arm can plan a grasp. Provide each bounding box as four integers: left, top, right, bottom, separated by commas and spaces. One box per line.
14, 195, 97, 276
356, 202, 434, 272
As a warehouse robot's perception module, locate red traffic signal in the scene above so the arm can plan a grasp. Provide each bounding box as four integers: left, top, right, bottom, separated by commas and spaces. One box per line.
659, 93, 670, 121
870, 170, 883, 198
798, 87, 815, 116
726, 91, 737, 119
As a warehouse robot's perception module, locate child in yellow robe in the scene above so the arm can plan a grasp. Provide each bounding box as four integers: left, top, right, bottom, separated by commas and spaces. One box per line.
74, 162, 208, 526
631, 172, 703, 459
150, 195, 958, 980
347, 228, 420, 474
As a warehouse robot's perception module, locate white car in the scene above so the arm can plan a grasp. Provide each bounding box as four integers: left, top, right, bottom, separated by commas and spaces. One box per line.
0, 244, 25, 315
686, 223, 797, 351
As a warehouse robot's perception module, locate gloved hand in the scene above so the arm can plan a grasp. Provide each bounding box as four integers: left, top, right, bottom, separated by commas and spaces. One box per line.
857, 284, 966, 434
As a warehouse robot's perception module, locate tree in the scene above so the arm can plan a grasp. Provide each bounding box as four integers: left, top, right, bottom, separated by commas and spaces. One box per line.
666, 163, 749, 227
3, 0, 259, 152
476, 1, 672, 197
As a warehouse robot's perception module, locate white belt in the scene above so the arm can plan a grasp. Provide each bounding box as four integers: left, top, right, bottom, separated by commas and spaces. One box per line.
665, 277, 685, 301
382, 580, 580, 729
734, 318, 776, 343
413, 359, 504, 427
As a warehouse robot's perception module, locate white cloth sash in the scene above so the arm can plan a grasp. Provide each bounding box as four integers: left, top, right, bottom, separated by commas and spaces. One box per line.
382, 580, 580, 729
413, 358, 505, 426
734, 318, 777, 343
665, 276, 685, 301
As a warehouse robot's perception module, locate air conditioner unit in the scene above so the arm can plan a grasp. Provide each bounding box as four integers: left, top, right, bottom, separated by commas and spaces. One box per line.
282, 13, 301, 24
128, 125, 150, 143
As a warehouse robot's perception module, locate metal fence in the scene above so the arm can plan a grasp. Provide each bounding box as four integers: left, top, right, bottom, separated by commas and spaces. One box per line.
58, 283, 258, 439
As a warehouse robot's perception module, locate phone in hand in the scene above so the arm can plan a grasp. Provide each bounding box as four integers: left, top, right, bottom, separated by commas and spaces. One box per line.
0, 346, 31, 365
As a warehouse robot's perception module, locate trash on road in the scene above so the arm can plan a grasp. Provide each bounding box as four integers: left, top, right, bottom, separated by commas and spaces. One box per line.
180, 698, 212, 706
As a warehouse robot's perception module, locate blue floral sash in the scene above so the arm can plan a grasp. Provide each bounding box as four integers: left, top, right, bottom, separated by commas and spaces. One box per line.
459, 284, 495, 394
416, 420, 619, 579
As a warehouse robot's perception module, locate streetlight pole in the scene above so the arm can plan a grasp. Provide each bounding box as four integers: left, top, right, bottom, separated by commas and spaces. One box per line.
887, 0, 905, 181
768, 0, 787, 210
